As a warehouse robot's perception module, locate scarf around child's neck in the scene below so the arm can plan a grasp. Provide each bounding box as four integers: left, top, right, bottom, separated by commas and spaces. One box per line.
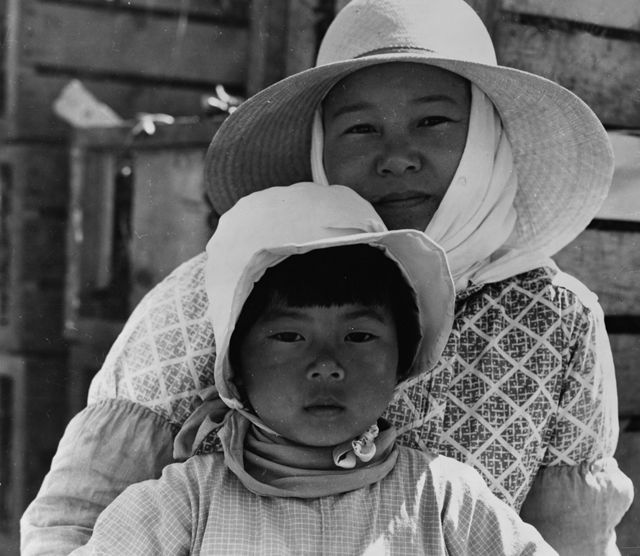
173, 386, 399, 498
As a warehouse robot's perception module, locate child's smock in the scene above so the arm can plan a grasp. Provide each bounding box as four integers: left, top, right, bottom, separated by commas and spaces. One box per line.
69, 448, 554, 555
21, 252, 632, 555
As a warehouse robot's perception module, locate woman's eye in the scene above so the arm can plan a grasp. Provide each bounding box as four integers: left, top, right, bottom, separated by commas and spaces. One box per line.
270, 332, 304, 342
419, 116, 451, 127
345, 123, 376, 134
345, 332, 376, 343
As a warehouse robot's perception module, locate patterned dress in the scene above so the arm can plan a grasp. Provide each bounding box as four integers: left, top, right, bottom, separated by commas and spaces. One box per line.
21, 252, 629, 555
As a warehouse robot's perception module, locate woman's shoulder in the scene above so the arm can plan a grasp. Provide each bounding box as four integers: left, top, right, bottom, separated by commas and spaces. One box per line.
461, 265, 600, 314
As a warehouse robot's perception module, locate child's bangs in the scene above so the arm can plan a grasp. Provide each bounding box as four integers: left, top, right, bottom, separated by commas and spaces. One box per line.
264, 245, 398, 309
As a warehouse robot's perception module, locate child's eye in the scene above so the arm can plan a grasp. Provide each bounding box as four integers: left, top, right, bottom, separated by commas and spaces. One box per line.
270, 332, 304, 342
345, 123, 376, 134
419, 116, 451, 127
345, 331, 376, 343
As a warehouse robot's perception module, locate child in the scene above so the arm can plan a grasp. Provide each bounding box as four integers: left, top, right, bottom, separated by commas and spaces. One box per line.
72, 183, 555, 555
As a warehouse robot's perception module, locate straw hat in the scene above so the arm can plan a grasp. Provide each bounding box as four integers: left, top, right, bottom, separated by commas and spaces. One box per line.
205, 0, 613, 256
205, 183, 455, 408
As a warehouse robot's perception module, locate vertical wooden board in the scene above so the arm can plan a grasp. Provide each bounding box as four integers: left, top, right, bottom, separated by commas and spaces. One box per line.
130, 148, 211, 306
0, 284, 65, 352
494, 22, 640, 127
501, 0, 640, 32
610, 334, 640, 417
65, 146, 118, 336
19, 3, 249, 85
554, 229, 640, 316
615, 429, 640, 554
0, 354, 68, 526
246, 0, 289, 95
0, 145, 68, 210
285, 0, 327, 76
15, 216, 67, 281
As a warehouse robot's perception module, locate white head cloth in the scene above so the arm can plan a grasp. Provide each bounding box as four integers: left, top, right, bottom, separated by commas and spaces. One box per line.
311, 84, 555, 292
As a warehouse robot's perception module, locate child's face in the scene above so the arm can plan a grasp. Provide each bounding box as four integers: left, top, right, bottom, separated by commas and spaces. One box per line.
322, 63, 470, 231
236, 302, 399, 447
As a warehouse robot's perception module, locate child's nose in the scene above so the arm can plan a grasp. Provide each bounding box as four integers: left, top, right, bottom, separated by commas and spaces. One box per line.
306, 361, 345, 382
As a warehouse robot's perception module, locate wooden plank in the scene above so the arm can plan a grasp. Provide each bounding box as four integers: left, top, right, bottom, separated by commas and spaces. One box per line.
5, 68, 219, 140
611, 334, 640, 417
246, 0, 289, 95
130, 148, 212, 306
598, 132, 640, 223
19, 2, 248, 85
0, 283, 65, 352
615, 429, 640, 550
500, 0, 640, 32
0, 354, 68, 539
464, 0, 500, 34
285, 0, 325, 76
554, 229, 640, 316
0, 144, 68, 210
494, 21, 640, 127
58, 0, 251, 21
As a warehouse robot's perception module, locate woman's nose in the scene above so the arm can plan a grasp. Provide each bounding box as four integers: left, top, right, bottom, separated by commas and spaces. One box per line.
376, 142, 422, 176
306, 360, 345, 382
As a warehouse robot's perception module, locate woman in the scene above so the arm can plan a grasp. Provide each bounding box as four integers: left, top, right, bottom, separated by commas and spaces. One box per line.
22, 0, 632, 554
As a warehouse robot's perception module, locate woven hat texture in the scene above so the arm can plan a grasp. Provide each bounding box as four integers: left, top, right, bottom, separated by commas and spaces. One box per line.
205, 0, 613, 256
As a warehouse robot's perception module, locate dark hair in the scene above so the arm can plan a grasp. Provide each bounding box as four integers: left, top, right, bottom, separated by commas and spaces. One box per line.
230, 244, 421, 378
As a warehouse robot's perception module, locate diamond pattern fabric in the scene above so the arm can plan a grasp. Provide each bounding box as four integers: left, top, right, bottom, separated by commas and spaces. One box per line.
89, 253, 617, 511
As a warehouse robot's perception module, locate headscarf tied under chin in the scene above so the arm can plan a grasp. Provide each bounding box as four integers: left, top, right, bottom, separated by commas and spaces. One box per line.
311, 84, 555, 292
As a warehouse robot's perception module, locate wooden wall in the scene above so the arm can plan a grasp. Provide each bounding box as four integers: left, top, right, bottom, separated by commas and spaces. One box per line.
477, 1, 640, 551
0, 0, 334, 549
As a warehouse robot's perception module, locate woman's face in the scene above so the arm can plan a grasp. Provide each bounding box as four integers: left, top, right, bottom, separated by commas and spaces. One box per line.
322, 63, 471, 231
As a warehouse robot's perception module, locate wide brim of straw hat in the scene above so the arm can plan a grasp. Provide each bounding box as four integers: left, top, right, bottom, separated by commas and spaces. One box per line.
206, 52, 614, 256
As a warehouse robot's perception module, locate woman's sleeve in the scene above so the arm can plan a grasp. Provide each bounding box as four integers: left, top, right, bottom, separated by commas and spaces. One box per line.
519, 274, 634, 555
438, 458, 558, 555
69, 461, 196, 556
20, 253, 215, 555
20, 399, 177, 555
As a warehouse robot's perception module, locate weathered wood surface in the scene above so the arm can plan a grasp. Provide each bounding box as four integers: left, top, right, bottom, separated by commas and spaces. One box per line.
66, 0, 251, 21
554, 229, 640, 316
19, 2, 248, 84
610, 335, 640, 417
501, 0, 640, 32
615, 427, 640, 551
0, 354, 68, 542
494, 22, 640, 128
3, 0, 249, 139
130, 148, 212, 307
285, 0, 328, 76
246, 0, 289, 95
0, 145, 68, 352
66, 119, 220, 336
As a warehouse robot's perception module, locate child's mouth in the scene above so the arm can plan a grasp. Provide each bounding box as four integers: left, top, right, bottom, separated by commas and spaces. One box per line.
304, 402, 345, 417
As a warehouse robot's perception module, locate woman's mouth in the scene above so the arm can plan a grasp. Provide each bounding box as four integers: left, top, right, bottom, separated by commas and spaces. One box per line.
373, 194, 429, 210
